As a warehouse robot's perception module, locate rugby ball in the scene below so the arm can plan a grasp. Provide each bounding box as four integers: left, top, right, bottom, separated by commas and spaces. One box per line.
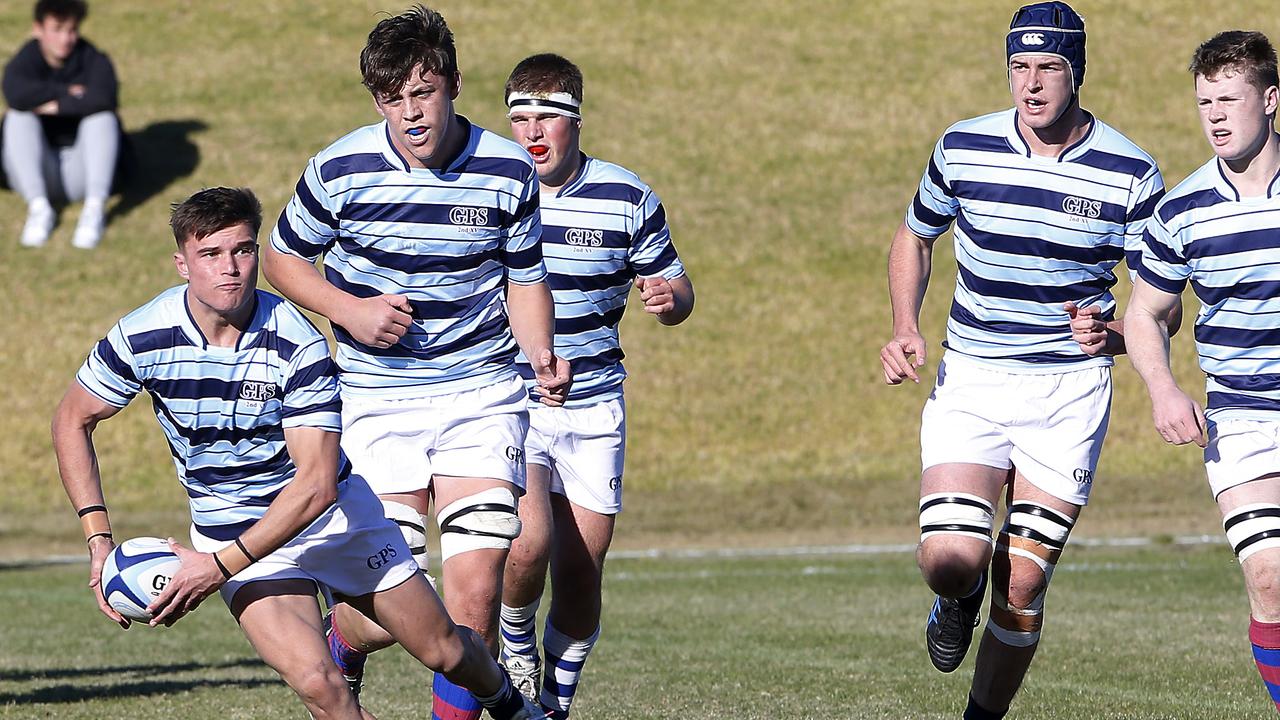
100, 537, 182, 622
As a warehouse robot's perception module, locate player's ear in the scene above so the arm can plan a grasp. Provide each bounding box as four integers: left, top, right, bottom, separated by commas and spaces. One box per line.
450, 71, 462, 100
372, 97, 387, 119
173, 250, 189, 280
1265, 85, 1279, 117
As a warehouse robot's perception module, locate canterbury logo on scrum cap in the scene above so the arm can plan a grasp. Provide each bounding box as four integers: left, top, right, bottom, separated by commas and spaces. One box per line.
1021, 32, 1046, 45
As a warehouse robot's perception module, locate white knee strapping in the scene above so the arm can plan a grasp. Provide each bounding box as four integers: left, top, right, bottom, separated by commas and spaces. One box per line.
1224, 503, 1280, 563
986, 501, 1075, 647
382, 499, 432, 573
919, 493, 996, 545
436, 487, 522, 563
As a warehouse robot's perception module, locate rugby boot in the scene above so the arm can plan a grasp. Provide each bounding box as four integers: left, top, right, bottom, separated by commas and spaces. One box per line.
500, 654, 542, 704
925, 571, 987, 673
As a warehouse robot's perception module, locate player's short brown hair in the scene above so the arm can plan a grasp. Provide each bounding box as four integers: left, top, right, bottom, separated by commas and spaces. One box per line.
361, 4, 458, 100
169, 187, 262, 247
1190, 30, 1279, 92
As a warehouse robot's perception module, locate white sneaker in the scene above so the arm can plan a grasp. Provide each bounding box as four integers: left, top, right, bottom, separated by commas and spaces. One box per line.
71, 199, 106, 249
20, 198, 54, 248
501, 655, 542, 704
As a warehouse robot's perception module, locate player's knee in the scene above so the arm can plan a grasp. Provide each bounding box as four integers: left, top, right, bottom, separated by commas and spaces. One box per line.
918, 492, 995, 594
985, 500, 1075, 648
286, 662, 353, 713
437, 487, 522, 564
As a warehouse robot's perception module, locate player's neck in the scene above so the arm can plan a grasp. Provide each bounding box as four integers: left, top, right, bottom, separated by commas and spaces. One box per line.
187, 293, 254, 348
539, 150, 583, 196
1020, 103, 1090, 158
424, 115, 468, 170
1219, 129, 1280, 197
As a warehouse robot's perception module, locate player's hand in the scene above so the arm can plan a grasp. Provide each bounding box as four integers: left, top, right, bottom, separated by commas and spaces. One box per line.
68, 83, 86, 98
34, 99, 58, 115
1150, 385, 1207, 448
531, 349, 571, 407
341, 294, 413, 349
146, 539, 223, 627
635, 276, 675, 316
88, 535, 130, 629
880, 331, 927, 385
1066, 302, 1110, 356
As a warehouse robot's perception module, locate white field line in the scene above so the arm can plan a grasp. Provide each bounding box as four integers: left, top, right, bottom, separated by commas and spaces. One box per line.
1, 534, 1226, 571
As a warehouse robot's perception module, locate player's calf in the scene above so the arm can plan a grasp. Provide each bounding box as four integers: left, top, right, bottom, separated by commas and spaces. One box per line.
985, 501, 1074, 648
1224, 505, 1280, 711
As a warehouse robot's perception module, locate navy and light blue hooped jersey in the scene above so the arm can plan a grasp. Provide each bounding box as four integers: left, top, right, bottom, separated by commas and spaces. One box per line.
76, 287, 347, 541
272, 117, 546, 400
516, 155, 685, 407
1139, 158, 1280, 421
906, 108, 1163, 371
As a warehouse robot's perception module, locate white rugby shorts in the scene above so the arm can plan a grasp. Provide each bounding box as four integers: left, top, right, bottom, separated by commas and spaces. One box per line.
190, 475, 418, 607
340, 375, 530, 495
920, 352, 1112, 506
526, 396, 626, 515
1206, 418, 1280, 498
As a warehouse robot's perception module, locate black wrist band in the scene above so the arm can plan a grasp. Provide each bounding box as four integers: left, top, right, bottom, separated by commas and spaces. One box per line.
234, 537, 259, 564
212, 552, 232, 580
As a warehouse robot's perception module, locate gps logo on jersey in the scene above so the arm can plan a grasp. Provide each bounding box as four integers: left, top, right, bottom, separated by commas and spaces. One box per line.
565, 228, 604, 247
1021, 32, 1045, 46
239, 381, 277, 402
1073, 468, 1093, 484
450, 207, 490, 226
366, 543, 398, 569
1062, 196, 1102, 219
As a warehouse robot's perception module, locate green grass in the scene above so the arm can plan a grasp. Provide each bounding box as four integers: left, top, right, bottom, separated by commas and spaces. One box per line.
5, 0, 1280, 555
1, 542, 1273, 718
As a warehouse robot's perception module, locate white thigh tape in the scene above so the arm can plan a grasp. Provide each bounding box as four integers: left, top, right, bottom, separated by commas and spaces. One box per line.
919, 493, 995, 545
1224, 503, 1280, 563
436, 487, 522, 563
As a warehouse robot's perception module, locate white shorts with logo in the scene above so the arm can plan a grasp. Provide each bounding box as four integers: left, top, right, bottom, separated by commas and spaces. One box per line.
526, 396, 626, 515
1205, 418, 1280, 498
920, 352, 1112, 506
340, 375, 530, 496
190, 475, 418, 607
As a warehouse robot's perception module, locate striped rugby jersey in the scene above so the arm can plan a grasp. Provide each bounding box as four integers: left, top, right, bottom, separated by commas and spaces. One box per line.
272, 117, 546, 400
907, 108, 1164, 371
1139, 157, 1280, 421
76, 287, 347, 541
516, 154, 685, 407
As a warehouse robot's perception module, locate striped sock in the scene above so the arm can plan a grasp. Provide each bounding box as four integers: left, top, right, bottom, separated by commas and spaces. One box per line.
433, 672, 483, 720
541, 622, 600, 719
1250, 617, 1280, 710
500, 599, 541, 662
325, 612, 366, 679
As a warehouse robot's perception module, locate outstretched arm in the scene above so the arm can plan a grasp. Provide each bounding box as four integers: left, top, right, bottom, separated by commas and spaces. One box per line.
51, 383, 129, 627
1124, 278, 1205, 447
881, 222, 936, 385
147, 426, 344, 626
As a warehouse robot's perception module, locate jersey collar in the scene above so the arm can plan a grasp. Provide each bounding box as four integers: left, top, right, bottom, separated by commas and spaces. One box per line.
1211, 157, 1280, 202
379, 116, 477, 174
1004, 107, 1097, 162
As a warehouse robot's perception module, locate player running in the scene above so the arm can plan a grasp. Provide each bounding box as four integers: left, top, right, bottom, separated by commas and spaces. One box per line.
1125, 30, 1280, 715
262, 6, 569, 719
494, 54, 694, 718
879, 3, 1175, 718
50, 187, 541, 720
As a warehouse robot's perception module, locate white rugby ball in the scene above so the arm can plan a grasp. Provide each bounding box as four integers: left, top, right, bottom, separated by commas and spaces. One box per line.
100, 537, 182, 622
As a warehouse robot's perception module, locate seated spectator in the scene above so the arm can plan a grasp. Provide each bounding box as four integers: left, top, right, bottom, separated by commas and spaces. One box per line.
2, 0, 120, 249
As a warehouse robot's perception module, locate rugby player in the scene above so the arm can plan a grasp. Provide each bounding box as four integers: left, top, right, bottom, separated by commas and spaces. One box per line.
1125, 30, 1280, 714
50, 187, 541, 720
495, 54, 694, 718
263, 7, 570, 719
879, 3, 1174, 717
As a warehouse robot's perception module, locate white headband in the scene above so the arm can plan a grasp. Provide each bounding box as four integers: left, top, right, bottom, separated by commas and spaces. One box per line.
506, 91, 581, 119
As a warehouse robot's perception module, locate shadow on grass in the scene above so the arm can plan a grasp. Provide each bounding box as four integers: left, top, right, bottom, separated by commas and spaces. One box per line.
0, 657, 273, 704
108, 119, 208, 222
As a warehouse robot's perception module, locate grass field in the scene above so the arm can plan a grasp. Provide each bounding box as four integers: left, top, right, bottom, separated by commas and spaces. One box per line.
6, 1, 1280, 554
1, 542, 1274, 719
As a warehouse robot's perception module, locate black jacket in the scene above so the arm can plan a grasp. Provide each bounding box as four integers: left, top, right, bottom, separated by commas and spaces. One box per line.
3, 37, 119, 147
